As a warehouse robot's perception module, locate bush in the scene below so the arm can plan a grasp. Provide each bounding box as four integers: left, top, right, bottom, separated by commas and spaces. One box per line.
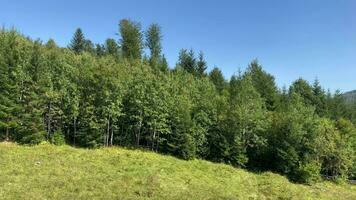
50, 131, 66, 145
295, 161, 321, 184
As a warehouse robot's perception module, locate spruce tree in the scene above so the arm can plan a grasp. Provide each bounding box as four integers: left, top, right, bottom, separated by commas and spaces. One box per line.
95, 44, 106, 57
145, 23, 162, 61
68, 28, 86, 54
119, 19, 143, 60
312, 79, 328, 117
105, 38, 119, 57
209, 67, 225, 94
177, 49, 196, 74
245, 59, 278, 110
196, 51, 207, 77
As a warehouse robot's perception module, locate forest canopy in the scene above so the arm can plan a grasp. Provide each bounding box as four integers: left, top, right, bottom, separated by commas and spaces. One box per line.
0, 19, 355, 184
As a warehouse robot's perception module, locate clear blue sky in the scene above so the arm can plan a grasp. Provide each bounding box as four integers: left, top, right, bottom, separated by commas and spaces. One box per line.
1, 0, 356, 92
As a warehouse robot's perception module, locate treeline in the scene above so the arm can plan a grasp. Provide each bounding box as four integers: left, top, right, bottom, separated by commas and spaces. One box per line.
0, 19, 356, 184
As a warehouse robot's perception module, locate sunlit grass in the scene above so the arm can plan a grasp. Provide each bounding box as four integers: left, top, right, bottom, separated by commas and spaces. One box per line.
0, 142, 355, 199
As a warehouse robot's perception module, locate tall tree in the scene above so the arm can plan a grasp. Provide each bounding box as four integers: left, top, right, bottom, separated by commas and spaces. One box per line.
312, 79, 328, 117
95, 44, 106, 57
0, 30, 21, 141
289, 78, 314, 105
145, 23, 162, 63
209, 67, 225, 94
177, 49, 196, 74
245, 59, 278, 110
83, 39, 95, 53
225, 74, 269, 167
105, 38, 119, 57
68, 28, 86, 54
119, 19, 143, 60
196, 51, 207, 77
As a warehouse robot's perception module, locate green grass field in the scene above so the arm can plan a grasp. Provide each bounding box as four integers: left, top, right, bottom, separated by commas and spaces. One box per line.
0, 142, 355, 200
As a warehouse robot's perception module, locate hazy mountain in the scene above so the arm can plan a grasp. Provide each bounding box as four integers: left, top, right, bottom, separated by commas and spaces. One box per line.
343, 90, 356, 104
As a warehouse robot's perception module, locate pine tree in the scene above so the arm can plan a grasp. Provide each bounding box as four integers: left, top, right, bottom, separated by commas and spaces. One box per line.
119, 19, 143, 60
145, 23, 162, 63
84, 39, 95, 53
68, 28, 86, 54
159, 54, 169, 72
0, 31, 21, 141
17, 77, 46, 144
95, 44, 106, 57
289, 78, 314, 105
196, 51, 207, 77
226, 74, 269, 167
105, 38, 119, 57
209, 67, 225, 94
312, 79, 328, 117
45, 39, 57, 49
245, 59, 278, 110
177, 49, 196, 74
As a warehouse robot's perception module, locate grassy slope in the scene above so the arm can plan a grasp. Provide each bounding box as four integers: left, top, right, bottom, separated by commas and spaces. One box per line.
0, 142, 355, 200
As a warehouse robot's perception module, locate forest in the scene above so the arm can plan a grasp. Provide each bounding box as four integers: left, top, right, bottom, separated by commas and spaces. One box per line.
1, 19, 356, 184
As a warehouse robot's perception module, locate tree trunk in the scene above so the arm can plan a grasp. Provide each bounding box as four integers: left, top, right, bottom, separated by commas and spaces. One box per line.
73, 117, 77, 145
110, 124, 114, 146
47, 102, 51, 140
5, 127, 9, 141
156, 131, 160, 152
151, 121, 156, 151
106, 119, 110, 147
137, 120, 142, 147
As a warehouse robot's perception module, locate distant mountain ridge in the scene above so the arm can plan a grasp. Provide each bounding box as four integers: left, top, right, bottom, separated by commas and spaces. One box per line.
343, 90, 356, 104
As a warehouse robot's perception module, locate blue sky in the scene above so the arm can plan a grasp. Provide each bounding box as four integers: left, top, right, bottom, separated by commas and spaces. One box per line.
1, 0, 356, 92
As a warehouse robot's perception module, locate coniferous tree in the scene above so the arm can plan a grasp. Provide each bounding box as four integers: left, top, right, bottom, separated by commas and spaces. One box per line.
105, 38, 119, 57
68, 28, 86, 54
159, 54, 169, 71
84, 39, 95, 53
209, 67, 226, 94
177, 49, 196, 75
196, 51, 207, 77
245, 59, 278, 110
45, 39, 57, 49
119, 19, 143, 60
0, 30, 21, 141
312, 79, 328, 117
145, 23, 162, 65
289, 78, 314, 105
226, 74, 269, 167
95, 44, 106, 57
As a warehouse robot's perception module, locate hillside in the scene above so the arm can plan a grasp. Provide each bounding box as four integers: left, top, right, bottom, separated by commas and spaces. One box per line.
343, 90, 356, 104
0, 143, 355, 200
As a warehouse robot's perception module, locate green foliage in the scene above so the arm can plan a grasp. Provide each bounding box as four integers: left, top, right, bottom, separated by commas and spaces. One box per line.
177, 49, 208, 77
289, 78, 314, 105
1, 25, 356, 185
1, 143, 355, 200
196, 51, 207, 77
68, 28, 86, 54
50, 130, 66, 145
177, 49, 196, 74
119, 19, 143, 60
105, 38, 120, 58
225, 74, 269, 167
209, 67, 226, 94
245, 59, 278, 110
145, 24, 162, 62
295, 161, 322, 185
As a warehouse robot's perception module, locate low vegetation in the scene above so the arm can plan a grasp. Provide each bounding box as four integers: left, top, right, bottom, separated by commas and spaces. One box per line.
0, 142, 355, 200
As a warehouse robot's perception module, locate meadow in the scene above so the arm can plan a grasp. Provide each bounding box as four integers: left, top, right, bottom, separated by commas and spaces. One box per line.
0, 142, 355, 200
